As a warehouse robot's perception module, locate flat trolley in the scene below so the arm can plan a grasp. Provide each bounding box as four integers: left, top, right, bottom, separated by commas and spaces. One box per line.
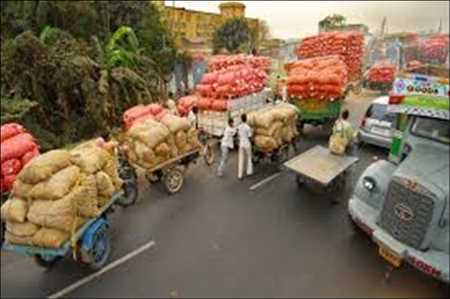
284, 145, 359, 203
1, 190, 131, 270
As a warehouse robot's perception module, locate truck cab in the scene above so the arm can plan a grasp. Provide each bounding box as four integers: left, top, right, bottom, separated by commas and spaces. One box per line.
348, 73, 450, 284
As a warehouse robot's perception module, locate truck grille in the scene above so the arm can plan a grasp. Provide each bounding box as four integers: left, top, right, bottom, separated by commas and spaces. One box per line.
379, 177, 435, 250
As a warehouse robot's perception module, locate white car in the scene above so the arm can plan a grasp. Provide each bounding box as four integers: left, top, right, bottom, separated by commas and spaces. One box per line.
358, 96, 397, 149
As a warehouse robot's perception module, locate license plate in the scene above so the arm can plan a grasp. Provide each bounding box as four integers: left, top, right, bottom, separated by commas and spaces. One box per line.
371, 127, 390, 136
379, 245, 403, 268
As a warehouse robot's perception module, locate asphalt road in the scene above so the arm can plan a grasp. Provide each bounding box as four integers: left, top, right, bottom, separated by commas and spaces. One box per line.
1, 90, 449, 298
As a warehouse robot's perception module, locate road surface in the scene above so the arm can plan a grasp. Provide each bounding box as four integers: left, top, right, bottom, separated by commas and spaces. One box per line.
1, 90, 448, 298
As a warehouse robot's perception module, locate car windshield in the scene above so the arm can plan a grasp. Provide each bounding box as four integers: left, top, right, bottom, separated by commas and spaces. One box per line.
366, 104, 396, 122
411, 117, 450, 145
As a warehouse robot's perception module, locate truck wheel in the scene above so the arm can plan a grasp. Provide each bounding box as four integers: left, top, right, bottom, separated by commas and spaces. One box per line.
86, 224, 111, 271
164, 168, 184, 195
34, 255, 61, 270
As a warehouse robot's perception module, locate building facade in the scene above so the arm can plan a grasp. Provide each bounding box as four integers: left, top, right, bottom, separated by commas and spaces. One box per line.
153, 0, 260, 55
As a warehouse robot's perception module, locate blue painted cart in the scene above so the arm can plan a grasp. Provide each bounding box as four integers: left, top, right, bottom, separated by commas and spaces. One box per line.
2, 190, 129, 270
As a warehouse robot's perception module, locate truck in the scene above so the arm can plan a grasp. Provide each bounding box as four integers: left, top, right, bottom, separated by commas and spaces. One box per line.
348, 72, 450, 284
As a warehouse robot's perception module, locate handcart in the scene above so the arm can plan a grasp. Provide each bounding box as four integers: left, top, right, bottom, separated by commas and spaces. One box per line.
2, 190, 130, 270
284, 145, 359, 203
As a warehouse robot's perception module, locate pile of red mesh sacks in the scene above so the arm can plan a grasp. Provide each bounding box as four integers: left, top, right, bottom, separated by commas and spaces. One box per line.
208, 55, 271, 71
286, 56, 348, 100
296, 32, 364, 81
194, 60, 269, 112
0, 123, 40, 194
177, 96, 199, 117
367, 62, 396, 84
123, 103, 166, 129
419, 34, 450, 64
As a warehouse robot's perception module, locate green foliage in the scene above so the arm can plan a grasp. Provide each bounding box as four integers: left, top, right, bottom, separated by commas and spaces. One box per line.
319, 14, 347, 29
213, 18, 251, 54
0, 1, 176, 150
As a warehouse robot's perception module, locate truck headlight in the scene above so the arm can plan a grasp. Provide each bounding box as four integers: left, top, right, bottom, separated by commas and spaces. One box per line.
363, 177, 376, 192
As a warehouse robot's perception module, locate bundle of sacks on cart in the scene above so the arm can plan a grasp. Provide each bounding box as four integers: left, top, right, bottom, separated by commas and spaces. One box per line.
123, 114, 200, 170
123, 103, 166, 129
1, 143, 123, 248
1, 123, 40, 194
196, 64, 268, 103
208, 54, 271, 71
286, 55, 348, 100
419, 34, 450, 64
367, 62, 396, 84
296, 32, 364, 81
247, 104, 299, 153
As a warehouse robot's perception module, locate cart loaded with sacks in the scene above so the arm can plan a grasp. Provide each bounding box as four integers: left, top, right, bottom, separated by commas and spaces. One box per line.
1, 141, 138, 270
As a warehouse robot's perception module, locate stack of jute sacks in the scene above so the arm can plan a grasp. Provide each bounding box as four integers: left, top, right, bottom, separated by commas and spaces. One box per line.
1, 141, 123, 248
247, 104, 299, 153
123, 114, 200, 170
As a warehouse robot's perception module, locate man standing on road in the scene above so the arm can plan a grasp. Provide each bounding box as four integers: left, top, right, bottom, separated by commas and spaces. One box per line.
217, 118, 236, 177
237, 114, 253, 180
188, 106, 199, 129
331, 109, 356, 154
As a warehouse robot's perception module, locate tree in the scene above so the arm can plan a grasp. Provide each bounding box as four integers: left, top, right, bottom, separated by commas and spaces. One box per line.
319, 14, 347, 31
247, 20, 271, 53
213, 18, 251, 54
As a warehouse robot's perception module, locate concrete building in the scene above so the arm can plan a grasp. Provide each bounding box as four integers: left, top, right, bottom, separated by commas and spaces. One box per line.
153, 0, 260, 56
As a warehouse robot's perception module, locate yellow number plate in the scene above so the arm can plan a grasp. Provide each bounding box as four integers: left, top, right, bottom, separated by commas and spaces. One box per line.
379, 245, 403, 268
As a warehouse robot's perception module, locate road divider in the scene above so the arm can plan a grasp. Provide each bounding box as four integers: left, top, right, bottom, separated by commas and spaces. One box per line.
47, 240, 156, 299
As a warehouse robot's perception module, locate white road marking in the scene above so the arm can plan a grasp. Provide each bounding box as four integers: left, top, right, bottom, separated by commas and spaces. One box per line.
47, 240, 156, 299
249, 172, 281, 191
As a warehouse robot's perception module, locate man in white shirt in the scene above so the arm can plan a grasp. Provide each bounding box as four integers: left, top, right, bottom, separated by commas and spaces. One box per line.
237, 114, 253, 180
188, 106, 199, 129
217, 118, 237, 177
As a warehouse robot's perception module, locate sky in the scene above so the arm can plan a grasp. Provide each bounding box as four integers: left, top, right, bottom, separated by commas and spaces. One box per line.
163, 1, 450, 39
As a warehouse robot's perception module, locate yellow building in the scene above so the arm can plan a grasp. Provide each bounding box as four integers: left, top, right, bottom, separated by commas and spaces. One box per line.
152, 1, 260, 55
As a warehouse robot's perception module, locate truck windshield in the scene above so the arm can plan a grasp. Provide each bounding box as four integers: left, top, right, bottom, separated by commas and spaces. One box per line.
411, 117, 450, 145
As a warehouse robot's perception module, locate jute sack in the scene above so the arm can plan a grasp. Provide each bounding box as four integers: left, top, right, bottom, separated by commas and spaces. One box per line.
71, 146, 109, 174
5, 232, 34, 246
175, 131, 188, 151
18, 150, 72, 184
281, 126, 295, 143
128, 119, 170, 149
32, 228, 69, 248
6, 221, 39, 237
186, 128, 200, 149
254, 136, 278, 152
96, 171, 115, 199
329, 134, 347, 155
166, 136, 179, 158
29, 166, 80, 200
160, 114, 190, 133
69, 174, 100, 218
1, 198, 28, 223
27, 196, 86, 232
255, 121, 283, 137
154, 142, 171, 158
11, 180, 33, 199
103, 157, 123, 190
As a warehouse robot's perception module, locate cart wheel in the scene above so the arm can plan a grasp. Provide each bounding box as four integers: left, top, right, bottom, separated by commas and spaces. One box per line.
203, 144, 215, 166
163, 168, 184, 195
328, 174, 347, 204
117, 174, 139, 208
296, 175, 305, 188
34, 254, 61, 270
86, 224, 111, 271
147, 171, 163, 183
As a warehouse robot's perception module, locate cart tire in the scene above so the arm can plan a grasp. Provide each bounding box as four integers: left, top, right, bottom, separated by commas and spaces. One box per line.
164, 168, 184, 195
34, 255, 61, 270
296, 175, 305, 188
203, 144, 215, 166
87, 225, 111, 271
117, 175, 139, 207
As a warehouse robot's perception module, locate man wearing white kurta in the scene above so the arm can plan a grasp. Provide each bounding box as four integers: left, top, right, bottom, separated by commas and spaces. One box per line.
237, 114, 253, 180
217, 119, 236, 177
